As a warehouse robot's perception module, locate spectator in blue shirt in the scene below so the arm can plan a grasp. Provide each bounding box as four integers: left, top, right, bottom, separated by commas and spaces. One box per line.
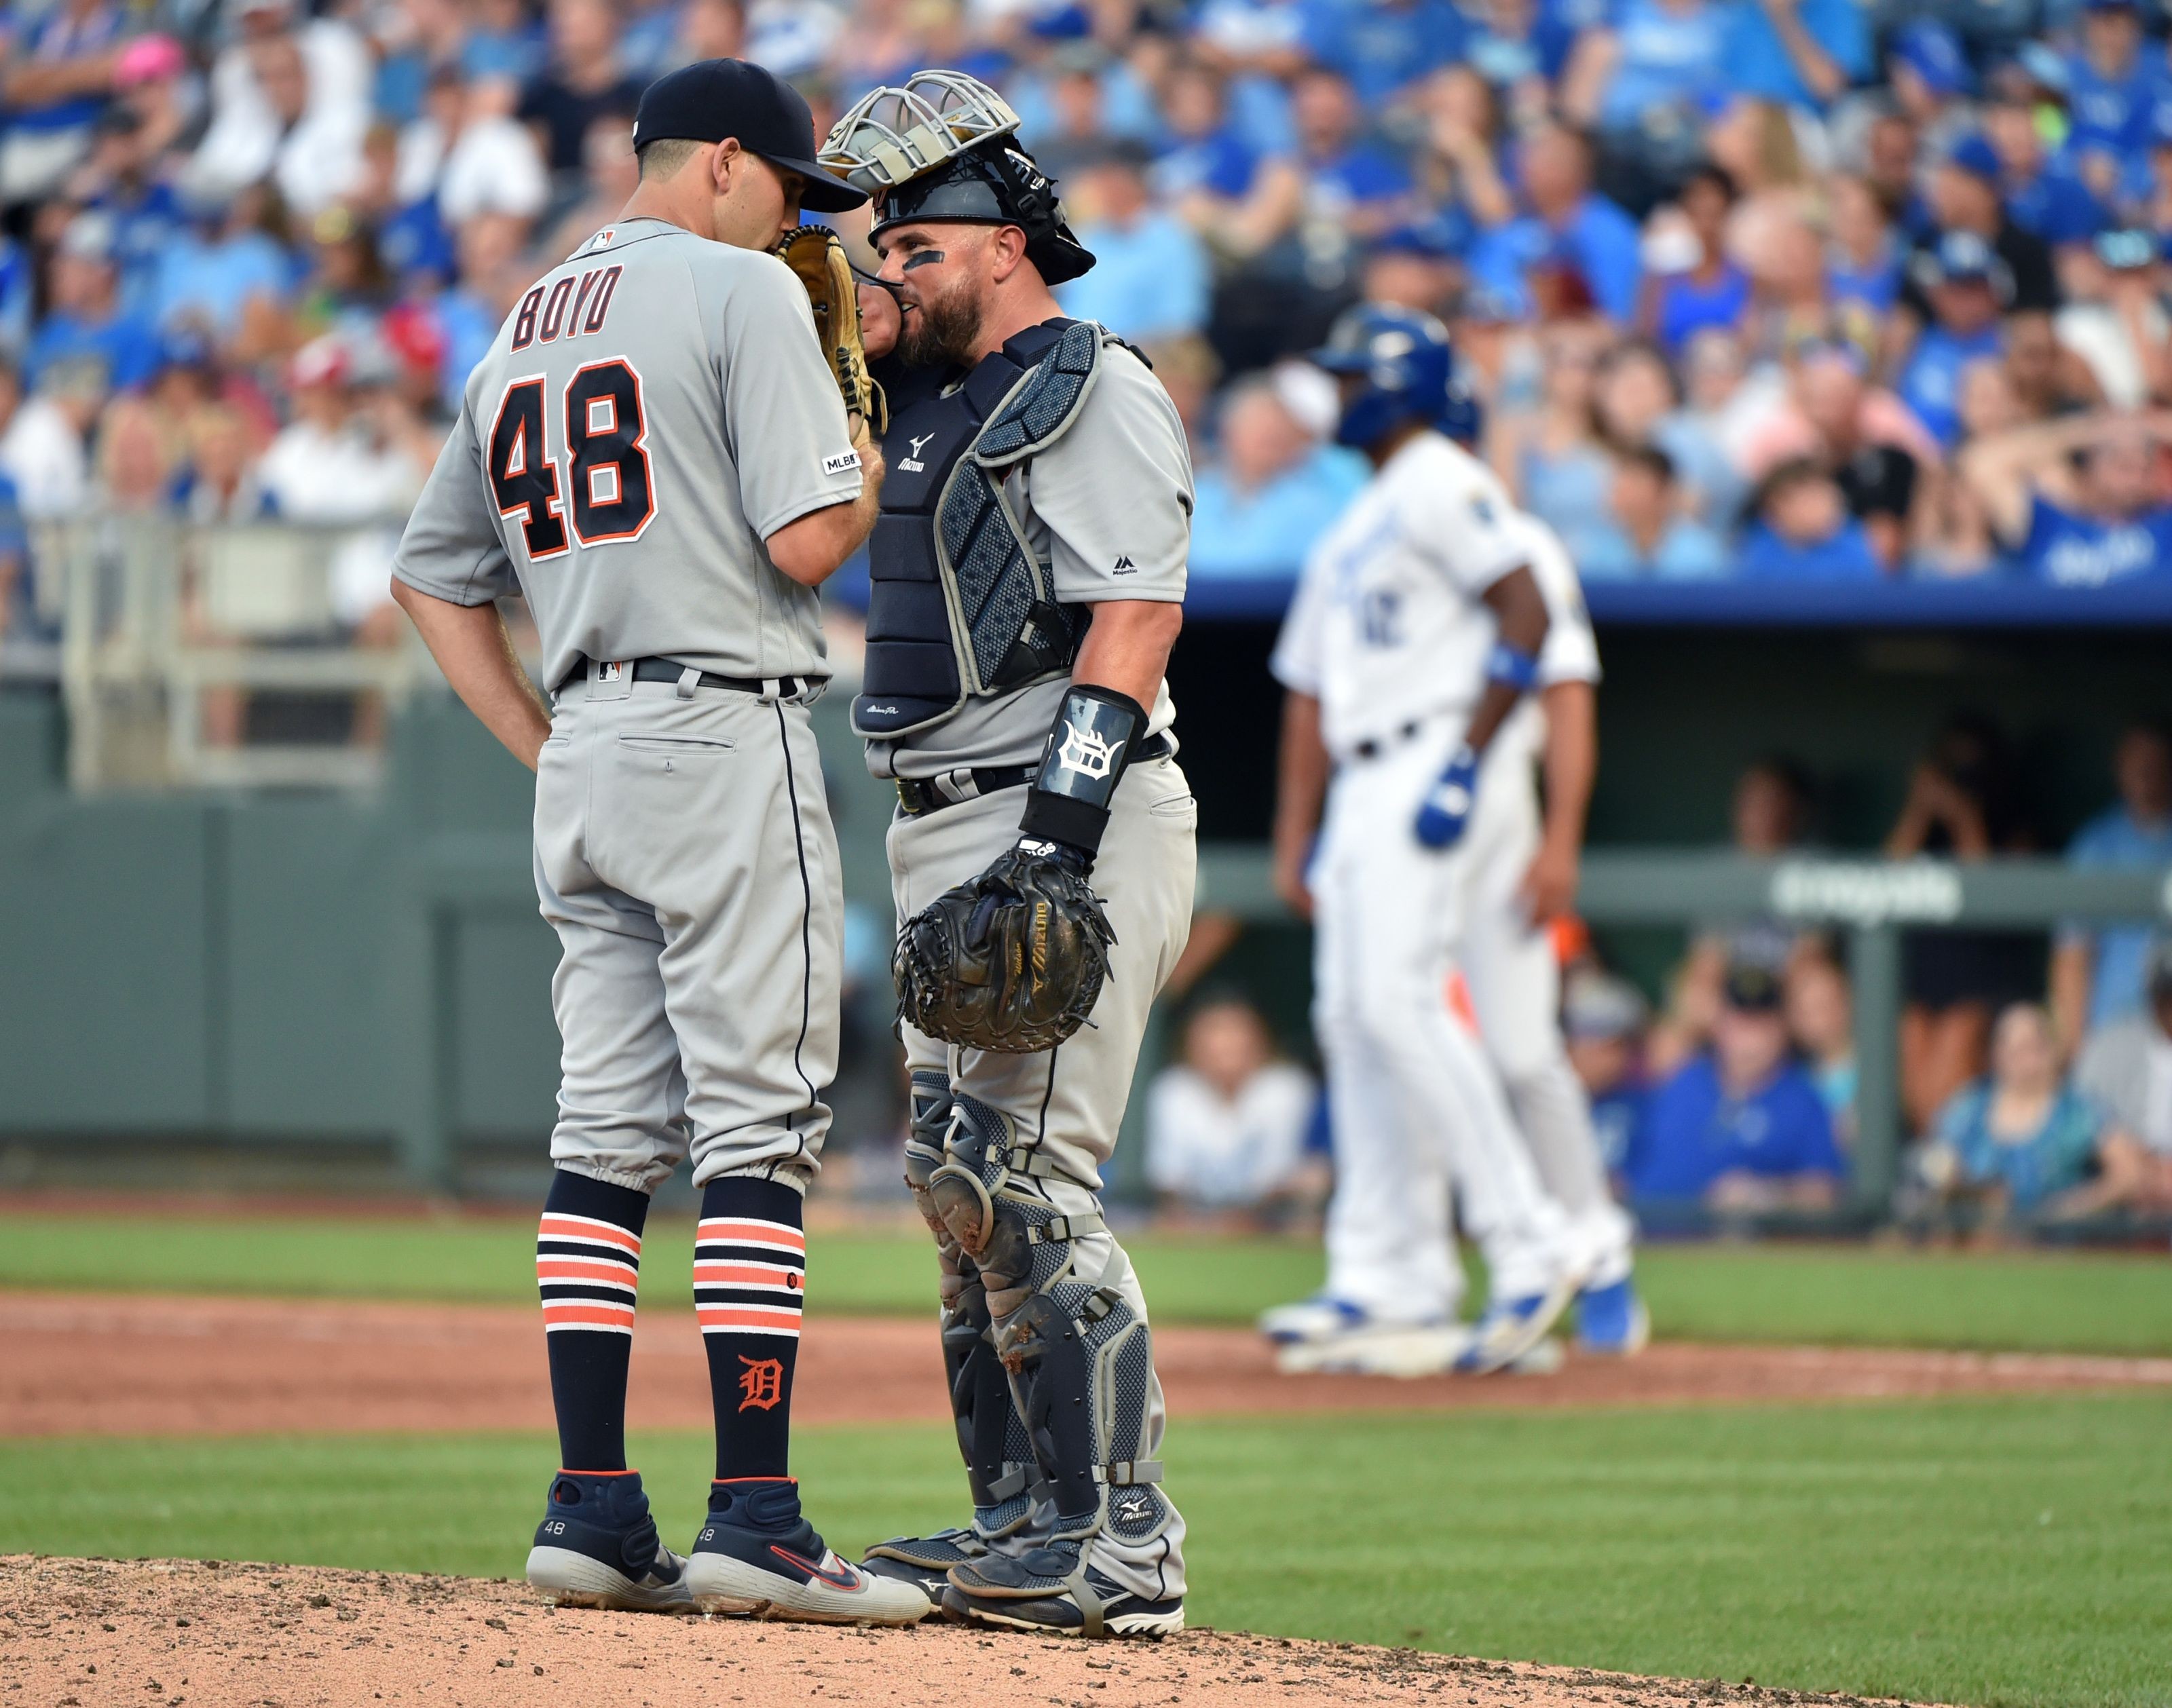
1471, 122, 1642, 322
23, 211, 160, 398
1563, 967, 1653, 1179
1581, 444, 1730, 578
1737, 459, 1884, 579
1300, 0, 1469, 107
2064, 0, 2160, 192
2052, 724, 2172, 1042
1719, 0, 1870, 112
1153, 56, 1303, 263
1919, 1004, 2124, 1219
1289, 67, 1415, 243
153, 185, 296, 345
1984, 93, 2110, 248
1898, 231, 2010, 447
0, 0, 125, 202
1626, 960, 1846, 1211
1057, 142, 1213, 342
1643, 166, 1750, 356
1189, 375, 1366, 580
1564, 0, 1729, 137
1886, 19, 1974, 129
1962, 409, 2172, 587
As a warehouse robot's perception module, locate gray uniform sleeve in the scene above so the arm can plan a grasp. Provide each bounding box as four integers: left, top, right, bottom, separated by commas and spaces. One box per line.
391, 402, 519, 607
713, 251, 865, 539
1032, 348, 1193, 605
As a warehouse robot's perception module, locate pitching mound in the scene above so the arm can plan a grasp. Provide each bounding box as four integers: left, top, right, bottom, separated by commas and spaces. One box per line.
1, 1556, 1926, 1708
3, 1293, 2169, 1438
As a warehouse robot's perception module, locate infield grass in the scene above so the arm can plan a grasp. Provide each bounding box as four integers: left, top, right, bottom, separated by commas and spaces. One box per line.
2, 1208, 2171, 1355
4, 1394, 2167, 1708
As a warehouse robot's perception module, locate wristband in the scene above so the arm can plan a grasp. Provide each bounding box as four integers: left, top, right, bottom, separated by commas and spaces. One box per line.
1485, 641, 1539, 694
1017, 683, 1149, 860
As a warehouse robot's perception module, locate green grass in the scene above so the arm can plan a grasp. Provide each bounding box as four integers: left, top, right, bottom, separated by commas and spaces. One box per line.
5, 1396, 2168, 1707
3, 1209, 2171, 1355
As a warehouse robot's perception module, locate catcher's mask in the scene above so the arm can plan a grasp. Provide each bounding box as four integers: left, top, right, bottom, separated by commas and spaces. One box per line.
821, 70, 1096, 286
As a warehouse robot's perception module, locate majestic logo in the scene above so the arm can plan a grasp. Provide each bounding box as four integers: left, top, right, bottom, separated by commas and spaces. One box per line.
737, 1354, 785, 1411
1057, 719, 1124, 779
899, 432, 934, 473
1112, 554, 1136, 573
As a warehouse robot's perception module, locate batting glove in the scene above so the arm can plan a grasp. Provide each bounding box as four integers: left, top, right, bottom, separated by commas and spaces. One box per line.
1414, 744, 1480, 850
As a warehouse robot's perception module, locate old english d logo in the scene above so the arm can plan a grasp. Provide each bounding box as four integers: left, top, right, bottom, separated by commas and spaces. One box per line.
737, 1354, 785, 1411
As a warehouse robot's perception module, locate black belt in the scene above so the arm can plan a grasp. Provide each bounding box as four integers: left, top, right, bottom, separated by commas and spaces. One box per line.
895, 734, 1172, 818
1351, 721, 1424, 761
562, 655, 809, 698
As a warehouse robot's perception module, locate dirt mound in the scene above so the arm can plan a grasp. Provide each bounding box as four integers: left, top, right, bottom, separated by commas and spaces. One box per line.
3, 1292, 2169, 1439
0, 1556, 1928, 1708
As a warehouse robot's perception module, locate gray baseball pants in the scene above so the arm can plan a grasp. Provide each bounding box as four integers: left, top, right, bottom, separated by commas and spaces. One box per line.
886, 753, 1197, 1603
535, 670, 842, 1194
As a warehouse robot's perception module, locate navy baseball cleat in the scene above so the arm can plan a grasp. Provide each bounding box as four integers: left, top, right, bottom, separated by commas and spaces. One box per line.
524, 1469, 694, 1612
861, 1525, 992, 1599
943, 1546, 1184, 1639
1575, 1276, 1651, 1356
686, 1477, 932, 1625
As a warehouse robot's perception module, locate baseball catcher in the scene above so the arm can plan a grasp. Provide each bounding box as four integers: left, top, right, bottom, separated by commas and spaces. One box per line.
821, 70, 1197, 1637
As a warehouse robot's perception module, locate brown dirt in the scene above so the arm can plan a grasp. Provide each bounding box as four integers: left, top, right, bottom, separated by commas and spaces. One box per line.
3, 1291, 2169, 1439
0, 1556, 1934, 1708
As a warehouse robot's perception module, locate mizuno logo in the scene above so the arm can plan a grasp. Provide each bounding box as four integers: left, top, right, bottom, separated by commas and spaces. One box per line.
900, 432, 934, 473
770, 1545, 861, 1591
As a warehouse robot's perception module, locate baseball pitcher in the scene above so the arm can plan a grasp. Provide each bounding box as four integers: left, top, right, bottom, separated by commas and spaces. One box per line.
390, 59, 927, 1626
820, 71, 1194, 1639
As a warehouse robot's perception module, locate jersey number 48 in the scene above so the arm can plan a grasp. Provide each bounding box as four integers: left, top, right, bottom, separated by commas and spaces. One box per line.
487, 359, 656, 559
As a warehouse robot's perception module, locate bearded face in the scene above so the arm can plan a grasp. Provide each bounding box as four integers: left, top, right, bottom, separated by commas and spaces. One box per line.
897, 256, 987, 368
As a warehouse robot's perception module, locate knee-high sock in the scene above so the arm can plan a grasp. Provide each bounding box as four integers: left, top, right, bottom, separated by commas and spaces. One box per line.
695, 1176, 805, 1479
536, 1168, 650, 1471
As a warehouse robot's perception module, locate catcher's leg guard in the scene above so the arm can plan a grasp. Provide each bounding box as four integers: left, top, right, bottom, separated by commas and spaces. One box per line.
928, 1094, 1174, 1608
867, 1076, 1034, 1592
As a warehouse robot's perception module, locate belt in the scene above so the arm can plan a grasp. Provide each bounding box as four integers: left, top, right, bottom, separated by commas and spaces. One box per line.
895, 733, 1173, 818
1350, 721, 1425, 762
561, 655, 810, 698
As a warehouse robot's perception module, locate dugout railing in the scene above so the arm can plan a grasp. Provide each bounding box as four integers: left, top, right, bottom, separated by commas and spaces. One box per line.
394, 826, 2171, 1211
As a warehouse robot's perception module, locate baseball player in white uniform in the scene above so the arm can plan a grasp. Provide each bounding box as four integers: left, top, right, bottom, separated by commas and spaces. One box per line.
1260, 304, 1637, 1375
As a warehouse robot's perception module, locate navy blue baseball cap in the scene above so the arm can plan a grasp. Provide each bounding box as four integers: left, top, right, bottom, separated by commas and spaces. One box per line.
1892, 20, 1972, 98
632, 59, 867, 212
1945, 132, 2002, 183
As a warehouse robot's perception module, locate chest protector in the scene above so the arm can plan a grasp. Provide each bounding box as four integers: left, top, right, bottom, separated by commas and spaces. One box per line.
854, 319, 1105, 739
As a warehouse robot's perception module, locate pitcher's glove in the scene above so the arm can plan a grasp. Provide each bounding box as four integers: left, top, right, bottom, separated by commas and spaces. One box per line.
894, 841, 1116, 1054
774, 225, 886, 434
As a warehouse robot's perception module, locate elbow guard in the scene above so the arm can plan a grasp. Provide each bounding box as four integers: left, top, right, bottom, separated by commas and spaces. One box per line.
1486, 641, 1539, 695
1017, 684, 1149, 863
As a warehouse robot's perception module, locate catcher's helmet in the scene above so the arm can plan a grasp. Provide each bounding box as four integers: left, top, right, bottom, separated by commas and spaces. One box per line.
1310, 303, 1482, 451
820, 70, 1096, 284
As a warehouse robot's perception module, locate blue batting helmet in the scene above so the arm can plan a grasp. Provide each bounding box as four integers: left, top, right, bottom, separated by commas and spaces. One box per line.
1310, 303, 1480, 451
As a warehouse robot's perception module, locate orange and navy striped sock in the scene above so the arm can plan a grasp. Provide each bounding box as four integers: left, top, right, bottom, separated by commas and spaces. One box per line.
694, 1177, 805, 1480
536, 1169, 649, 1473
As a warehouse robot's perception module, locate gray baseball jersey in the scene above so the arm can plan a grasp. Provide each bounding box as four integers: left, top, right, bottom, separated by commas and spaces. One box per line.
392, 216, 860, 1193
864, 345, 1193, 778
393, 217, 863, 691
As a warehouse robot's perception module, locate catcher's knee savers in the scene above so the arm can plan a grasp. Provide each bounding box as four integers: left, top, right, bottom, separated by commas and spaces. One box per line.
903, 1074, 1172, 1558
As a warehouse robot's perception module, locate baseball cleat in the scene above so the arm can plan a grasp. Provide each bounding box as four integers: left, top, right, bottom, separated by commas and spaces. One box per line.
525, 1469, 695, 1612
944, 1553, 1183, 1639
1453, 1270, 1579, 1374
687, 1478, 933, 1626
860, 1525, 992, 1599
1575, 1276, 1651, 1356
1258, 1294, 1427, 1346
1275, 1322, 1469, 1378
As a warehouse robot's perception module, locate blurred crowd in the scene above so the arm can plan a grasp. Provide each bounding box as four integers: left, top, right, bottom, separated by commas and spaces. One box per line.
12, 0, 2172, 648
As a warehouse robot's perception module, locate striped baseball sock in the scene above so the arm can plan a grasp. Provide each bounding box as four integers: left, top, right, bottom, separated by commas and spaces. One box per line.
694, 1177, 805, 1480
536, 1169, 649, 1473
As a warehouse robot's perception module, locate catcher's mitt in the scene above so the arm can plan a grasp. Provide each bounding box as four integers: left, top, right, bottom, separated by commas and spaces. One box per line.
774, 225, 886, 434
895, 844, 1116, 1054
